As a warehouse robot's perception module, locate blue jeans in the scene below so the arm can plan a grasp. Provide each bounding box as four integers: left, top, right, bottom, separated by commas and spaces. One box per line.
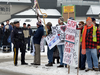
86, 48, 98, 69
57, 45, 65, 65
47, 47, 54, 63
80, 45, 86, 69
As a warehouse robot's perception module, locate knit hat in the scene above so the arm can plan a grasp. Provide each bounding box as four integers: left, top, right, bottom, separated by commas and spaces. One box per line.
59, 17, 64, 23
46, 22, 52, 27
36, 22, 42, 26
86, 17, 92, 22
92, 18, 96, 21
69, 17, 74, 20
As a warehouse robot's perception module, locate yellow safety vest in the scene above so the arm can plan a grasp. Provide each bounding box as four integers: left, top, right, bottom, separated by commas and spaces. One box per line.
80, 26, 97, 42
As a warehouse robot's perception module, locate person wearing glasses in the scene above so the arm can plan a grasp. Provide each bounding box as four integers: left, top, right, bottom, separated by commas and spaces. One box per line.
76, 21, 86, 70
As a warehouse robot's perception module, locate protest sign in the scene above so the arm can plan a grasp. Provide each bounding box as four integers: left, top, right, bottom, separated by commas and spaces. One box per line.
46, 25, 67, 49
63, 19, 80, 67
67, 19, 77, 29
46, 30, 60, 50
63, 30, 80, 67
52, 25, 67, 41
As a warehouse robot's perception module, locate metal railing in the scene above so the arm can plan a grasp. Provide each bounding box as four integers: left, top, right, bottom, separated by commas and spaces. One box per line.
57, 0, 100, 6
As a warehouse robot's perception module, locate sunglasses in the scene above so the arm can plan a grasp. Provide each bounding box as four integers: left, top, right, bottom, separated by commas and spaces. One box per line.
78, 24, 82, 25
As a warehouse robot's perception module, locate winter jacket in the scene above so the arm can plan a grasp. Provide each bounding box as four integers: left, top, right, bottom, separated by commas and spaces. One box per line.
33, 25, 44, 44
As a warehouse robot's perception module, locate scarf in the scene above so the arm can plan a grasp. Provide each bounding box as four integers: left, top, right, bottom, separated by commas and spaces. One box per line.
82, 24, 93, 54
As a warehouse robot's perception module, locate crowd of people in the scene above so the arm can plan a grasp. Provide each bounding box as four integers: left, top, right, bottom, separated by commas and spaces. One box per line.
0, 16, 100, 72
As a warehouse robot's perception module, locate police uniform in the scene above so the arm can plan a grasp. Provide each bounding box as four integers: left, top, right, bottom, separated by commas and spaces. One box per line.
11, 26, 28, 66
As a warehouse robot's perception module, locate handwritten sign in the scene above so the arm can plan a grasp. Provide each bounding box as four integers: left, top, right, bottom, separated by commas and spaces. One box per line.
63, 19, 80, 67
52, 25, 67, 40
63, 30, 80, 67
65, 19, 77, 43
67, 19, 77, 29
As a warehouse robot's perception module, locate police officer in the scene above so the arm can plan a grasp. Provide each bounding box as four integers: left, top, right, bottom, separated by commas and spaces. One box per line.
11, 21, 28, 66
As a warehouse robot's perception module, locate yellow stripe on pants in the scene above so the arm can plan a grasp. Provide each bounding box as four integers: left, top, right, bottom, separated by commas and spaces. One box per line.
14, 48, 16, 65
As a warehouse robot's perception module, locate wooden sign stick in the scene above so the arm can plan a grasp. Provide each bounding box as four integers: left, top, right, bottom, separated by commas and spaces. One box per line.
68, 65, 70, 74
77, 30, 81, 75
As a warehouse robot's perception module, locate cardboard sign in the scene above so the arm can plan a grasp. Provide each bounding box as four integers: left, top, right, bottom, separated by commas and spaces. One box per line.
63, 30, 80, 67
63, 19, 80, 67
67, 19, 77, 29
63, 6, 74, 13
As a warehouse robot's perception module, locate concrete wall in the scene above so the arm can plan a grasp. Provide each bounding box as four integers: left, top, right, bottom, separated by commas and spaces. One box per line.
0, 4, 31, 23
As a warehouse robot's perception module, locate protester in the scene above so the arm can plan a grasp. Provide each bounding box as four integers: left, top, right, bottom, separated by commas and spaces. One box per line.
3, 20, 13, 52
27, 24, 32, 51
53, 46, 60, 64
97, 24, 100, 64
11, 21, 28, 66
57, 17, 67, 68
0, 23, 4, 50
92, 18, 99, 28
44, 22, 56, 66
81, 17, 99, 72
22, 23, 30, 52
77, 21, 86, 70
32, 22, 44, 65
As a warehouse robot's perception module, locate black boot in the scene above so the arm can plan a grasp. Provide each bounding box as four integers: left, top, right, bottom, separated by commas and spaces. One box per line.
57, 57, 60, 64
21, 62, 28, 65
45, 63, 53, 66
57, 65, 64, 68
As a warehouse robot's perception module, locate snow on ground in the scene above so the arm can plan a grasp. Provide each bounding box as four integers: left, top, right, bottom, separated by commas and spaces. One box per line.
0, 59, 99, 75
0, 52, 100, 75
0, 46, 100, 75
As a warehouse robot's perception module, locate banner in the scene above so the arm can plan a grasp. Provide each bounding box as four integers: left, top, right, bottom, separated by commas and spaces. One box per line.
63, 19, 80, 67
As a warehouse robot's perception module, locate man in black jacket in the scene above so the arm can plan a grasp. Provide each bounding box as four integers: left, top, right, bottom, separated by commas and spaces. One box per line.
11, 21, 28, 66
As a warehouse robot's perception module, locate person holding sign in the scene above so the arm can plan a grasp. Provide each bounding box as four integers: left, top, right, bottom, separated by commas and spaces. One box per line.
57, 17, 67, 68
43, 22, 55, 66
81, 17, 99, 72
